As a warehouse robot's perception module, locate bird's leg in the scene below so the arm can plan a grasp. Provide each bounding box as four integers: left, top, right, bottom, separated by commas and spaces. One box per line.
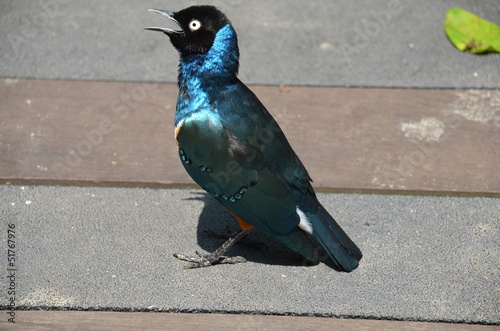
174, 228, 253, 268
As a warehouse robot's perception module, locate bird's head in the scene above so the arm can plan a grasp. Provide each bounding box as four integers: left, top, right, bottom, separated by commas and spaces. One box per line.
146, 5, 231, 55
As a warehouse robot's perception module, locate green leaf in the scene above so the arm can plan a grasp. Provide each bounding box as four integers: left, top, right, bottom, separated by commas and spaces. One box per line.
444, 7, 500, 54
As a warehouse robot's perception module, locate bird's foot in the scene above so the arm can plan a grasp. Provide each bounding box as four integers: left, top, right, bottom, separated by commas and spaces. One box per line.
173, 228, 253, 268
174, 251, 246, 268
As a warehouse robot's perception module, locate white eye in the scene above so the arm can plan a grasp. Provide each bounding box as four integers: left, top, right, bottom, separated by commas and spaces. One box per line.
189, 19, 201, 31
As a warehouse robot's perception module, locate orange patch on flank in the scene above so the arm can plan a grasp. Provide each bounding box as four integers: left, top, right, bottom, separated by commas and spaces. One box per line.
236, 217, 254, 230
224, 207, 254, 230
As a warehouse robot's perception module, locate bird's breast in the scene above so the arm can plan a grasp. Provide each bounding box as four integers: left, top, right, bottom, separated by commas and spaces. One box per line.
174, 110, 225, 157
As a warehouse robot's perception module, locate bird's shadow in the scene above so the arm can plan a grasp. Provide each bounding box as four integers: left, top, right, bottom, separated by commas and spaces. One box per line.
182, 191, 323, 268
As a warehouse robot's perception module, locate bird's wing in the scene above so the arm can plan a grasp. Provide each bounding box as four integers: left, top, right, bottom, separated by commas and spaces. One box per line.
215, 80, 314, 192
175, 108, 301, 236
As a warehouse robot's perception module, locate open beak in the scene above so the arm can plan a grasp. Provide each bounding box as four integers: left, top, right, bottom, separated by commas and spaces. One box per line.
145, 9, 183, 35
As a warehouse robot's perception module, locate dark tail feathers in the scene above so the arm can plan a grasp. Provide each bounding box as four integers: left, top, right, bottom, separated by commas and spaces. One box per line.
309, 204, 362, 272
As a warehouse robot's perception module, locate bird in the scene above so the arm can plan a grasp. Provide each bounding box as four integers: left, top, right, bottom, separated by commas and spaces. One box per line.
146, 5, 362, 271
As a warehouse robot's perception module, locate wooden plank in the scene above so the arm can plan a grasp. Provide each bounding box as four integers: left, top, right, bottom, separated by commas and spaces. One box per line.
2, 311, 498, 331
1, 78, 499, 194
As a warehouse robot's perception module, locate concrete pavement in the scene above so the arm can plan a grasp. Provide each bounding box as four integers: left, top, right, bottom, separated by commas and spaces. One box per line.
1, 185, 499, 323
0, 0, 499, 88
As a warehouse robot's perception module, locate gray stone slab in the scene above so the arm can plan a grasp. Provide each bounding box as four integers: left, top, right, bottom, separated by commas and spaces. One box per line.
1, 185, 498, 323
0, 0, 499, 88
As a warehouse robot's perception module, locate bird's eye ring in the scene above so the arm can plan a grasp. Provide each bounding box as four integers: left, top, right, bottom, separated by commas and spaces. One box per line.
189, 19, 202, 31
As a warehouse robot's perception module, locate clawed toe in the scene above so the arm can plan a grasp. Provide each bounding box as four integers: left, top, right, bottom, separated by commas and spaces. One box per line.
173, 252, 246, 268
173, 229, 252, 268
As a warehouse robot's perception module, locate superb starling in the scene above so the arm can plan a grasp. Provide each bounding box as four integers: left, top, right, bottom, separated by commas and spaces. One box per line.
146, 5, 362, 271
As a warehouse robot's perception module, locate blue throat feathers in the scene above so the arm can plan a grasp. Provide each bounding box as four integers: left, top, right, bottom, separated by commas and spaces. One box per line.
179, 24, 239, 84
175, 24, 240, 126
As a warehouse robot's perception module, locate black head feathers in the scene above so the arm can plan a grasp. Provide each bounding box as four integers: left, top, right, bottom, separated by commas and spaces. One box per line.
146, 6, 231, 54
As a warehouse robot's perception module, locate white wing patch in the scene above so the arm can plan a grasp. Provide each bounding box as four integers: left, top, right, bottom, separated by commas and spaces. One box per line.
297, 207, 313, 234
